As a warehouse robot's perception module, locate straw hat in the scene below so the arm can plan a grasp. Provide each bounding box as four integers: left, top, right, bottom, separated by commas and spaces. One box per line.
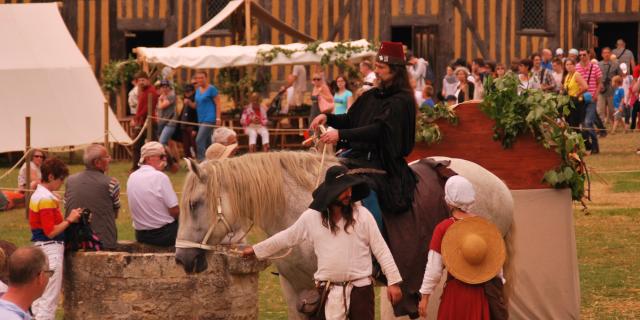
441, 216, 506, 284
205, 143, 238, 161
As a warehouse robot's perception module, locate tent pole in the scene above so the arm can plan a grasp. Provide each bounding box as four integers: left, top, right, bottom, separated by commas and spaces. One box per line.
245, 0, 251, 46
24, 117, 31, 219
104, 102, 110, 154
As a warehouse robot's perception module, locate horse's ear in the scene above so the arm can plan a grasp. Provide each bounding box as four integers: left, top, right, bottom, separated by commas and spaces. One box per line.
184, 158, 203, 182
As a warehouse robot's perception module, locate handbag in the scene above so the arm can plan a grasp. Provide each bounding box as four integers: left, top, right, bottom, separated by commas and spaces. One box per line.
296, 281, 331, 319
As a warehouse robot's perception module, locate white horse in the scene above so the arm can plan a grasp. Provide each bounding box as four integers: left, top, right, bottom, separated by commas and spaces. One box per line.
175, 151, 513, 319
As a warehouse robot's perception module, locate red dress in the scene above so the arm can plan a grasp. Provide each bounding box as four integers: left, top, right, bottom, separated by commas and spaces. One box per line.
430, 217, 490, 320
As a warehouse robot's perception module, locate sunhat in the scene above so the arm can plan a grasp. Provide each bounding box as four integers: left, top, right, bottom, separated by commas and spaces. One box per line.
205, 143, 238, 161
441, 216, 506, 284
309, 165, 370, 212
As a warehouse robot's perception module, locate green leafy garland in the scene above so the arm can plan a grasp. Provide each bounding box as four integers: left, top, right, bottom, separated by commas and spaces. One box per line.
256, 40, 378, 80
415, 103, 459, 145
217, 67, 271, 109
480, 73, 587, 200
101, 58, 140, 93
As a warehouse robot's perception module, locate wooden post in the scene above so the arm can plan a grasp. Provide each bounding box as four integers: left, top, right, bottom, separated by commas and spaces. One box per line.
24, 117, 31, 219
118, 78, 127, 118
244, 0, 251, 46
104, 102, 110, 154
146, 93, 153, 142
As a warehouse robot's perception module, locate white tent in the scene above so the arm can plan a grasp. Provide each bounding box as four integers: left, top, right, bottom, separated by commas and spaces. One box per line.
0, 3, 131, 153
136, 40, 376, 69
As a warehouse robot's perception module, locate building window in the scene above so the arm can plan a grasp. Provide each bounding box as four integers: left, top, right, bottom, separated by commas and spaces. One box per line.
206, 0, 231, 30
520, 0, 545, 30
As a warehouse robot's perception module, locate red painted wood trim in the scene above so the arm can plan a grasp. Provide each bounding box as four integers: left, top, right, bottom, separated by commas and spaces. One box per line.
408, 101, 560, 190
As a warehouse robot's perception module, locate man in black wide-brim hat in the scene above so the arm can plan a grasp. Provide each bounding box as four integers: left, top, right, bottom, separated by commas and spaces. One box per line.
243, 165, 403, 319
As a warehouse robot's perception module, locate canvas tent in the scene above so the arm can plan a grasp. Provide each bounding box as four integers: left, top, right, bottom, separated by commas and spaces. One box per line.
136, 40, 377, 69
135, 0, 375, 69
0, 3, 131, 154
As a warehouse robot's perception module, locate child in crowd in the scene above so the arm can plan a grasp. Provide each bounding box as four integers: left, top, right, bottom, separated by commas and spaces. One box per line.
620, 63, 634, 127
445, 95, 458, 108
611, 76, 627, 133
421, 85, 435, 108
241, 92, 270, 152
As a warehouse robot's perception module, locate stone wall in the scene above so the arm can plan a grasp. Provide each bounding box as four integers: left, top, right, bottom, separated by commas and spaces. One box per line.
64, 242, 269, 320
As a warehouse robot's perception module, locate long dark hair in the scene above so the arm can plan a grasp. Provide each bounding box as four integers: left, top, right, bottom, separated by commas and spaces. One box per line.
380, 63, 413, 95
322, 203, 356, 234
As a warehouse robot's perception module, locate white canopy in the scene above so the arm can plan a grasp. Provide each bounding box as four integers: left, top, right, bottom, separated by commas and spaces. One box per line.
0, 3, 131, 153
136, 39, 376, 69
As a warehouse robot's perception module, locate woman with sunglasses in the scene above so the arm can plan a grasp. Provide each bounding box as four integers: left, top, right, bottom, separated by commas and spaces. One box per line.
17, 149, 46, 193
309, 71, 334, 123
29, 158, 82, 320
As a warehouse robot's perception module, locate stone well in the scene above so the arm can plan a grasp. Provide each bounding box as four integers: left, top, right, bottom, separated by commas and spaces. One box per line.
63, 241, 269, 320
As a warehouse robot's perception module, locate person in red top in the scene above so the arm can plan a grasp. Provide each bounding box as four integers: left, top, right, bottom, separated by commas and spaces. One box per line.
130, 71, 159, 171
418, 176, 506, 320
28, 158, 81, 320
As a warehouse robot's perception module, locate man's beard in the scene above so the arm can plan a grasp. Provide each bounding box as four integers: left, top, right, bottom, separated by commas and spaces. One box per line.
331, 197, 352, 208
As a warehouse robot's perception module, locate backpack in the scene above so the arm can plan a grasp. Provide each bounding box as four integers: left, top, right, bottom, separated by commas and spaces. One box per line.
65, 209, 102, 251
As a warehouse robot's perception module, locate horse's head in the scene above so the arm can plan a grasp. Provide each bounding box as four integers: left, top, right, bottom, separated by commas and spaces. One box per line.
175, 158, 239, 274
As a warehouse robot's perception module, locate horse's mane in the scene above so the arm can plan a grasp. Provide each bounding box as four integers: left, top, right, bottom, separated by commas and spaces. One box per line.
184, 151, 338, 229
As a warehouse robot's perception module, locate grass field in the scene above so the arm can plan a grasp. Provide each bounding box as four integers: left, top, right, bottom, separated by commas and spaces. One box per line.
1, 132, 639, 319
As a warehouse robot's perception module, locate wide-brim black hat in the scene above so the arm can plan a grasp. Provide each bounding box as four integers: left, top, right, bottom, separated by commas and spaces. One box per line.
309, 165, 370, 212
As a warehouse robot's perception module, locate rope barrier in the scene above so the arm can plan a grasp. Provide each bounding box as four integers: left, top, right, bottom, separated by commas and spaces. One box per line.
0, 152, 29, 182
148, 116, 309, 133
109, 119, 150, 147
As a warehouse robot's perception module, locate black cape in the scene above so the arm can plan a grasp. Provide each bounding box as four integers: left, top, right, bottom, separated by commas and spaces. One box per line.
326, 86, 417, 214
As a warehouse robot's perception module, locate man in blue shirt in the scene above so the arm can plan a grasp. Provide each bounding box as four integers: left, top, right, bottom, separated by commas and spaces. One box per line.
193, 71, 221, 160
0, 247, 51, 320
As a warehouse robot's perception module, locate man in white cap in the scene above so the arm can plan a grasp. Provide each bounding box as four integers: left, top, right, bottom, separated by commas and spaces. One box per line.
126, 141, 180, 247
568, 48, 579, 61
555, 48, 565, 62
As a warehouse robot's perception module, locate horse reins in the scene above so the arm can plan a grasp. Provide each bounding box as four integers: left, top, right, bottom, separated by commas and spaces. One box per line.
175, 165, 255, 251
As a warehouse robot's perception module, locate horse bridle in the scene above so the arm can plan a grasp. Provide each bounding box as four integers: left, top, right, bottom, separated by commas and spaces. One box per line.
175, 166, 254, 251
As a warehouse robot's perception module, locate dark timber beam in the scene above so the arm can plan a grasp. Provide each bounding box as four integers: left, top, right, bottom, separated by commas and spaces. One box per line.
329, 0, 352, 41
451, 0, 490, 59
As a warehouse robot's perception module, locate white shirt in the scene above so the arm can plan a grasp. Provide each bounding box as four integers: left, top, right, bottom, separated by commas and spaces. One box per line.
362, 71, 377, 91
127, 165, 178, 230
0, 298, 31, 320
292, 65, 307, 93
254, 205, 402, 285
414, 90, 424, 106
128, 86, 139, 115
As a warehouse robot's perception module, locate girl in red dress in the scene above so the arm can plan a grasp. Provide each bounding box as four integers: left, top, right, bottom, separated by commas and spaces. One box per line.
418, 175, 505, 319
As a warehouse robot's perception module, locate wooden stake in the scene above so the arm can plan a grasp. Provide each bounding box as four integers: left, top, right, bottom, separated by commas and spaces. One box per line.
104, 101, 110, 154
24, 117, 31, 219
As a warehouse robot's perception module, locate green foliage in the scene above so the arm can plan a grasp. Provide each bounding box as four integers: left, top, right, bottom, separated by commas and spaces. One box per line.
481, 73, 587, 200
415, 103, 459, 145
256, 40, 378, 81
101, 58, 140, 93
217, 67, 272, 108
